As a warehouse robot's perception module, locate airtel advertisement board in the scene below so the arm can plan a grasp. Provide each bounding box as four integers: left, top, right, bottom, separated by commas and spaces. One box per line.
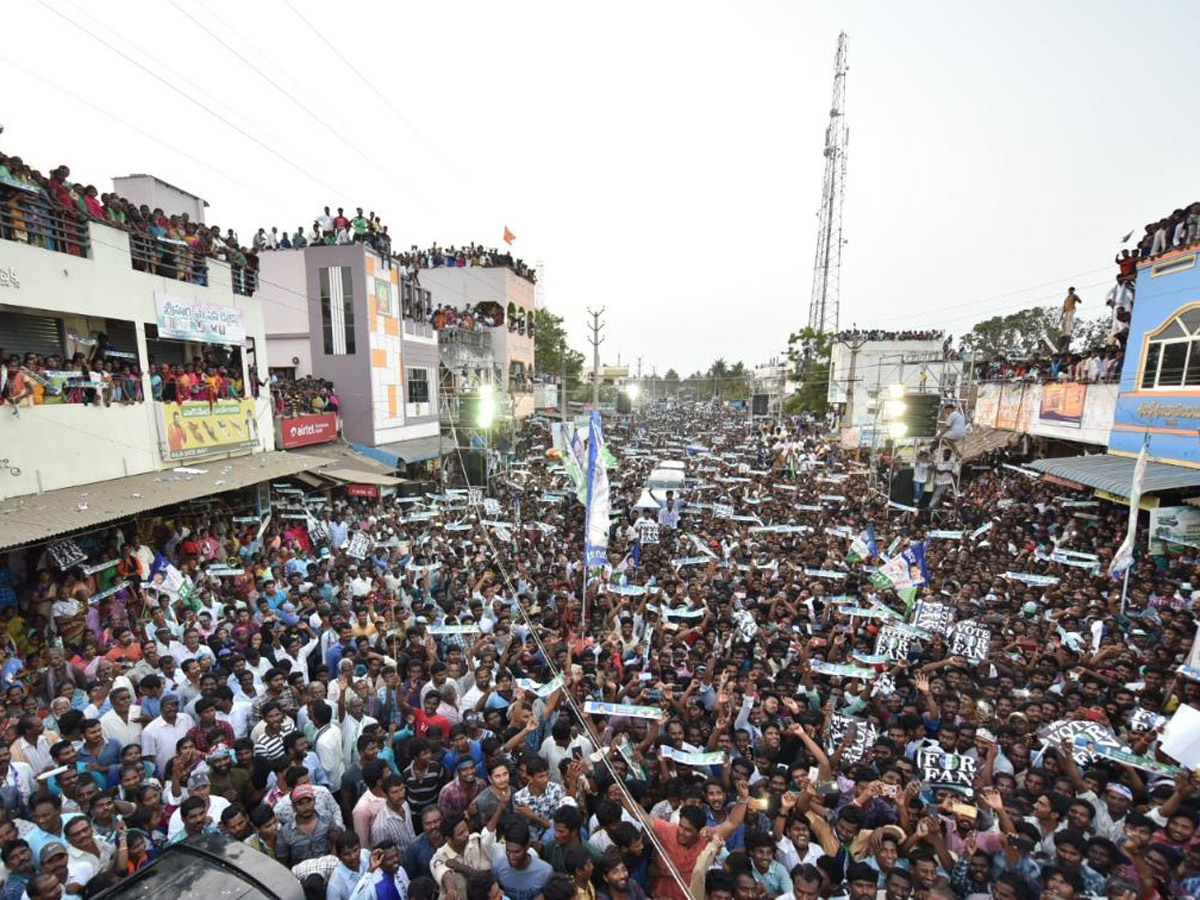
278, 413, 338, 449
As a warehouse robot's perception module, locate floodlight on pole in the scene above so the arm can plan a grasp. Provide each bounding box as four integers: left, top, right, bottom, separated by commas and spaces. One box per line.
885, 399, 907, 418
888, 422, 908, 439
624, 384, 641, 400
887, 383, 905, 400
477, 384, 495, 428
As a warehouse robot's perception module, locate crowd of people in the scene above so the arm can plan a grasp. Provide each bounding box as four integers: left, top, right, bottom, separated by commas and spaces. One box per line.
252, 212, 539, 288
270, 375, 340, 419
1135, 204, 1200, 263
835, 331, 947, 344
0, 149, 260, 295
0, 402, 1196, 900
978, 347, 1124, 385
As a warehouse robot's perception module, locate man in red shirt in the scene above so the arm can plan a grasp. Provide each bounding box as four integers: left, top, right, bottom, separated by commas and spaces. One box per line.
398, 690, 451, 739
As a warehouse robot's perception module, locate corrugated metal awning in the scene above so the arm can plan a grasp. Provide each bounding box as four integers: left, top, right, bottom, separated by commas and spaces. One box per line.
317, 468, 405, 487
360, 435, 456, 466
1028, 454, 1200, 497
0, 451, 327, 551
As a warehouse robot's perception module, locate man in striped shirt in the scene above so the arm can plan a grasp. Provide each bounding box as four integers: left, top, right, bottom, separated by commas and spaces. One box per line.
401, 738, 444, 814
251, 701, 295, 782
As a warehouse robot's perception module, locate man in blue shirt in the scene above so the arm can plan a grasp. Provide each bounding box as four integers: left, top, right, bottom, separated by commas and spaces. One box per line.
328, 832, 372, 900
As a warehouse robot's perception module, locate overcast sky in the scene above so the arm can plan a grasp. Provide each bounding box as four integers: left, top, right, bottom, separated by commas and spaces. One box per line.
4, 1, 1198, 375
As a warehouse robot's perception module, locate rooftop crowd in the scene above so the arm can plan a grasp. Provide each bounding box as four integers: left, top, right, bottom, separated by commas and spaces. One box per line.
0, 402, 1196, 900
835, 331, 947, 344
1136, 204, 1200, 264
254, 209, 539, 287
0, 149, 259, 296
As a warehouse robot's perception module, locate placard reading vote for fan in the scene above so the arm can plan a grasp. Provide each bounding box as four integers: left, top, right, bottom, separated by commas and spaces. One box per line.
468, 487, 483, 506
713, 503, 733, 520
346, 532, 372, 560
483, 498, 502, 517
636, 520, 660, 545
47, 539, 88, 570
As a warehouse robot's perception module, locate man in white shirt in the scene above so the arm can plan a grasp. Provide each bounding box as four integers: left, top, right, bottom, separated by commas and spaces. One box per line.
657, 491, 685, 529
313, 701, 345, 788
140, 694, 195, 778
935, 402, 968, 449
100, 687, 143, 747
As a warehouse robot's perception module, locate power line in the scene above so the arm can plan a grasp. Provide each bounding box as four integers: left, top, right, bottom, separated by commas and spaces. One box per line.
33, 0, 347, 198
163, 0, 430, 208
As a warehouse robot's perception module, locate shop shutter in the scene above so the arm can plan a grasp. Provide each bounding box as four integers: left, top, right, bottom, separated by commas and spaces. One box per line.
0, 312, 64, 358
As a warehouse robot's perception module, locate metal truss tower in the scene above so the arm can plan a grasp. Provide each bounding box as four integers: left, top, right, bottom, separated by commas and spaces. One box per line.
807, 31, 849, 335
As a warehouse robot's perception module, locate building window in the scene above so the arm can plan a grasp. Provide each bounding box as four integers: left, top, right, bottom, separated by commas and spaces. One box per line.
407, 368, 430, 404
1140, 307, 1200, 389
320, 266, 355, 355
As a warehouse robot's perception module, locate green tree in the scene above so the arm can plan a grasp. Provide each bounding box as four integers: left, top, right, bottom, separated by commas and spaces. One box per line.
662, 368, 680, 396
534, 308, 586, 378
960, 305, 1110, 359
785, 327, 831, 415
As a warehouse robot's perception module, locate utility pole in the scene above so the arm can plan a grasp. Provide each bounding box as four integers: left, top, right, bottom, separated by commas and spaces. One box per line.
587, 307, 605, 409
559, 336, 567, 422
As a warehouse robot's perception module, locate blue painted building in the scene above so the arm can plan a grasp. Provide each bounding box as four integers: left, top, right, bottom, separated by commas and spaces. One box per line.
1109, 246, 1200, 466
1032, 244, 1200, 496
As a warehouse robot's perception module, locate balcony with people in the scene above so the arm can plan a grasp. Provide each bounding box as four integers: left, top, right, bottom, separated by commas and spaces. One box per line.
0, 148, 258, 296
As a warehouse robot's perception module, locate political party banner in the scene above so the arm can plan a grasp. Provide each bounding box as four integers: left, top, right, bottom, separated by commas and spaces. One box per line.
1150, 506, 1200, 549
1039, 382, 1087, 426
158, 399, 258, 461
890, 621, 935, 640
207, 565, 245, 577
713, 503, 733, 520
750, 524, 811, 533
873, 673, 897, 698
810, 661, 876, 679
636, 520, 660, 545
1004, 572, 1060, 587
969, 521, 994, 541
875, 625, 913, 662
583, 701, 665, 720
913, 600, 955, 636
917, 748, 977, 791
346, 532, 372, 560
928, 530, 964, 540
82, 558, 119, 576
805, 568, 847, 579
278, 412, 338, 449
996, 382, 1026, 431
661, 746, 726, 767
1073, 737, 1184, 776
663, 606, 707, 619
843, 607, 893, 620
827, 714, 877, 764
673, 556, 713, 568
819, 494, 847, 502
852, 652, 891, 665
427, 624, 481, 636
949, 621, 991, 662
1039, 720, 1127, 766
85, 580, 130, 605
47, 539, 88, 570
155, 292, 247, 345
1129, 708, 1167, 733
1178, 665, 1200, 683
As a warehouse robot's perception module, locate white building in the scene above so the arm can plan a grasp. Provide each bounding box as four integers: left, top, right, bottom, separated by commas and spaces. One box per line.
0, 209, 319, 549
826, 335, 961, 447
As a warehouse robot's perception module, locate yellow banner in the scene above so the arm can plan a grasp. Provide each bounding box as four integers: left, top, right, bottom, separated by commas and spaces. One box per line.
158, 399, 258, 460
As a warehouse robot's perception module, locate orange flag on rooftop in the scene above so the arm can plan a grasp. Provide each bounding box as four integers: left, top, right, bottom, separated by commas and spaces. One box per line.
503, 227, 516, 245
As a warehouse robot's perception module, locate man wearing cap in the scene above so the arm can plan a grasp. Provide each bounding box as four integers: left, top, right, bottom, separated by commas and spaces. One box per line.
1057, 745, 1134, 842
277, 783, 337, 866
438, 757, 483, 818
139, 693, 194, 778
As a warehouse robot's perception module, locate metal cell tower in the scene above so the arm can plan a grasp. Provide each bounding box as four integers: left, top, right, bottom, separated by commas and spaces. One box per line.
807, 31, 849, 335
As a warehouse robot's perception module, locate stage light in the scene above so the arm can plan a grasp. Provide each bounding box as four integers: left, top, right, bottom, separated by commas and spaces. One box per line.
624, 384, 641, 400
885, 399, 907, 418
888, 383, 905, 400
888, 422, 908, 439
